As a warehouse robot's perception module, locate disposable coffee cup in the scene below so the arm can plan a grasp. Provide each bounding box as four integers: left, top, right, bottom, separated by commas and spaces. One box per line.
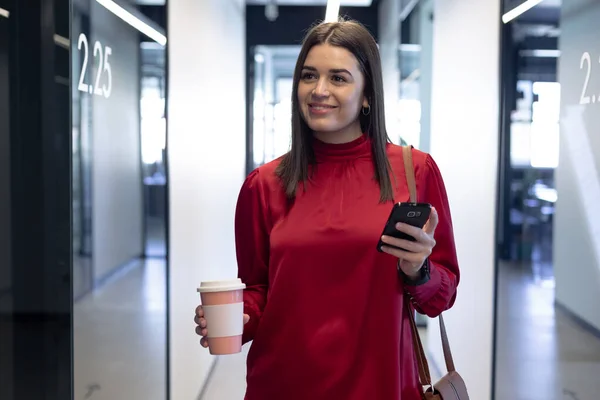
197, 278, 246, 355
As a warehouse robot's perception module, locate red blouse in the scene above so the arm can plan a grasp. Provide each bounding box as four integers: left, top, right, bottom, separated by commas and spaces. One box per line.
235, 134, 460, 400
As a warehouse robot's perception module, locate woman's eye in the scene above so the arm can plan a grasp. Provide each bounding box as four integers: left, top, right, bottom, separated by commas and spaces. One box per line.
332, 75, 346, 83
301, 73, 316, 80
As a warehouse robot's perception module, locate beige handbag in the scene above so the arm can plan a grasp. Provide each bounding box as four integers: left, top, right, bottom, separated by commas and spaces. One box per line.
402, 146, 470, 400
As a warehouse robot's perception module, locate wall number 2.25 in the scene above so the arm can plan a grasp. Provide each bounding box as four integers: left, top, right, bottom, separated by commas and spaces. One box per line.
77, 33, 112, 98
579, 51, 599, 105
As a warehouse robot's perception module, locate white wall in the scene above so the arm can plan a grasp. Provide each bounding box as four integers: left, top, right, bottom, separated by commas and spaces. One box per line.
91, 2, 143, 281
554, 0, 600, 332
167, 0, 246, 398
427, 1, 499, 399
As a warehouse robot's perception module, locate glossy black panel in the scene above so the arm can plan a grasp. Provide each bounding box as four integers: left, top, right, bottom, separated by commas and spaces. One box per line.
0, 5, 13, 398
0, 0, 72, 399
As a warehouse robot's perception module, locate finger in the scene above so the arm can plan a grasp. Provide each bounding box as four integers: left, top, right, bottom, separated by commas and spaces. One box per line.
195, 305, 204, 318
195, 325, 208, 337
193, 314, 207, 326
380, 245, 427, 263
243, 314, 250, 325
423, 207, 439, 235
200, 337, 208, 348
395, 222, 426, 242
381, 235, 423, 253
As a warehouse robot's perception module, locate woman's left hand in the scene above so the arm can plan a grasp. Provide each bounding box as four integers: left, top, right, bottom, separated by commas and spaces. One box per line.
380, 207, 439, 279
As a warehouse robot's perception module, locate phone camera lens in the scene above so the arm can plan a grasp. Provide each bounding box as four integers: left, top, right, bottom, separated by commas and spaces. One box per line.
407, 211, 416, 218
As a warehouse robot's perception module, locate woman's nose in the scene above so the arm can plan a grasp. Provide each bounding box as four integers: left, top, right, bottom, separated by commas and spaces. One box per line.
312, 79, 330, 97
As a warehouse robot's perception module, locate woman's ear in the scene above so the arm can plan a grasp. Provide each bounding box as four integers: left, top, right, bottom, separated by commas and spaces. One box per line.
362, 97, 370, 108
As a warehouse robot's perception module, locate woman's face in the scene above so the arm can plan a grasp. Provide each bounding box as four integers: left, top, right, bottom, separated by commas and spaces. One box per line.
297, 43, 369, 144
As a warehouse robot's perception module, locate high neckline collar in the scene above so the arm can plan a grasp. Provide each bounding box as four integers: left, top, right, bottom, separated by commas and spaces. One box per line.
312, 134, 371, 163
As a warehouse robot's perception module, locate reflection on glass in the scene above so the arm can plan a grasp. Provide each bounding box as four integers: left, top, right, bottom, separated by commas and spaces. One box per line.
72, 0, 167, 398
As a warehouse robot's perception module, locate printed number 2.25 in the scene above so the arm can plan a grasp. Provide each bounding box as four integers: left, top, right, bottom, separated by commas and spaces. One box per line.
77, 33, 112, 99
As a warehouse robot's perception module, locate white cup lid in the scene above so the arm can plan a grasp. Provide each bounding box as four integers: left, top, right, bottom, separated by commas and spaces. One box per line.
197, 278, 246, 293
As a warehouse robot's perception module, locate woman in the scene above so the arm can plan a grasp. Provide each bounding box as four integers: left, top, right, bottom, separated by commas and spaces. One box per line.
195, 19, 460, 400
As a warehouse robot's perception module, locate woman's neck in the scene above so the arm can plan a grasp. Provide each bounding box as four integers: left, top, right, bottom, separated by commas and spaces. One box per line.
312, 122, 363, 144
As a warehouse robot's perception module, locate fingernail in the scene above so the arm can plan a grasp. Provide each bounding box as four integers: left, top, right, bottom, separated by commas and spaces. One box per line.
396, 222, 403, 229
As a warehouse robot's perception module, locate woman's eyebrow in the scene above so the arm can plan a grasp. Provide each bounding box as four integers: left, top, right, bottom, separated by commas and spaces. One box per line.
302, 65, 353, 76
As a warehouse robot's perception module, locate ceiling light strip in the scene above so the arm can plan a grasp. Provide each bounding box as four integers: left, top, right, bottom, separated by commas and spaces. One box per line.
519, 49, 561, 58
502, 0, 545, 24
399, 0, 420, 22
54, 34, 70, 49
95, 0, 167, 46
325, 0, 341, 22
0, 7, 9, 18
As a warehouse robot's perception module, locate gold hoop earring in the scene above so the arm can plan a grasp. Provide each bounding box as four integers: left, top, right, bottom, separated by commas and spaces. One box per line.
362, 106, 371, 116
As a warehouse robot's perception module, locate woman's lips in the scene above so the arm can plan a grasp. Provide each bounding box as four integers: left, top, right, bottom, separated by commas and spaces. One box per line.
308, 104, 336, 115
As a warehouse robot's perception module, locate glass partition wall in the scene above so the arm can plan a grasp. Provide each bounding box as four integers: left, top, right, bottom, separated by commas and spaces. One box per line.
494, 1, 600, 399
71, 0, 168, 398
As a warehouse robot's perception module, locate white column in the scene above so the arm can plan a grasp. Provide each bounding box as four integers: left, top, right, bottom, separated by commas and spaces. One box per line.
167, 0, 246, 398
428, 1, 500, 399
417, 0, 434, 153
378, 0, 401, 143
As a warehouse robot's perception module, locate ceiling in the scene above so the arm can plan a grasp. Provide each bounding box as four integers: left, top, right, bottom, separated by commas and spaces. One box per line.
538, 0, 561, 6
508, 0, 561, 46
246, 0, 372, 5
516, 0, 561, 24
134, 0, 165, 5
134, 0, 166, 6
134, 0, 560, 36
132, 0, 374, 8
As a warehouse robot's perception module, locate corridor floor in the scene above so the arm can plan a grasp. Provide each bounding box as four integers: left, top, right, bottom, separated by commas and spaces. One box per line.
495, 262, 600, 400
73, 259, 167, 400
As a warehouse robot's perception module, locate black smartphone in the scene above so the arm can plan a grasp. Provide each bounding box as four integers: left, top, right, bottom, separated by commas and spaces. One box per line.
376, 202, 432, 252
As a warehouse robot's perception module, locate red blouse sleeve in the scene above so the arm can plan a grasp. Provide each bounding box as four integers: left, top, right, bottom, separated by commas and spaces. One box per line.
404, 154, 460, 317
235, 169, 270, 344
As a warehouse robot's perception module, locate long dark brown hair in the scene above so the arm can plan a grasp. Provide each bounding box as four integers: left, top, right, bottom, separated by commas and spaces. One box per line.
275, 19, 394, 203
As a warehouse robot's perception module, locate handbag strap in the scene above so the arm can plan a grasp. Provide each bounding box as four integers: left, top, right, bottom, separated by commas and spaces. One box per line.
401, 146, 456, 385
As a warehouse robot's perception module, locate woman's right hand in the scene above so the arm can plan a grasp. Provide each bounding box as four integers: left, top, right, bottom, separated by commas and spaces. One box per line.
194, 305, 250, 348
